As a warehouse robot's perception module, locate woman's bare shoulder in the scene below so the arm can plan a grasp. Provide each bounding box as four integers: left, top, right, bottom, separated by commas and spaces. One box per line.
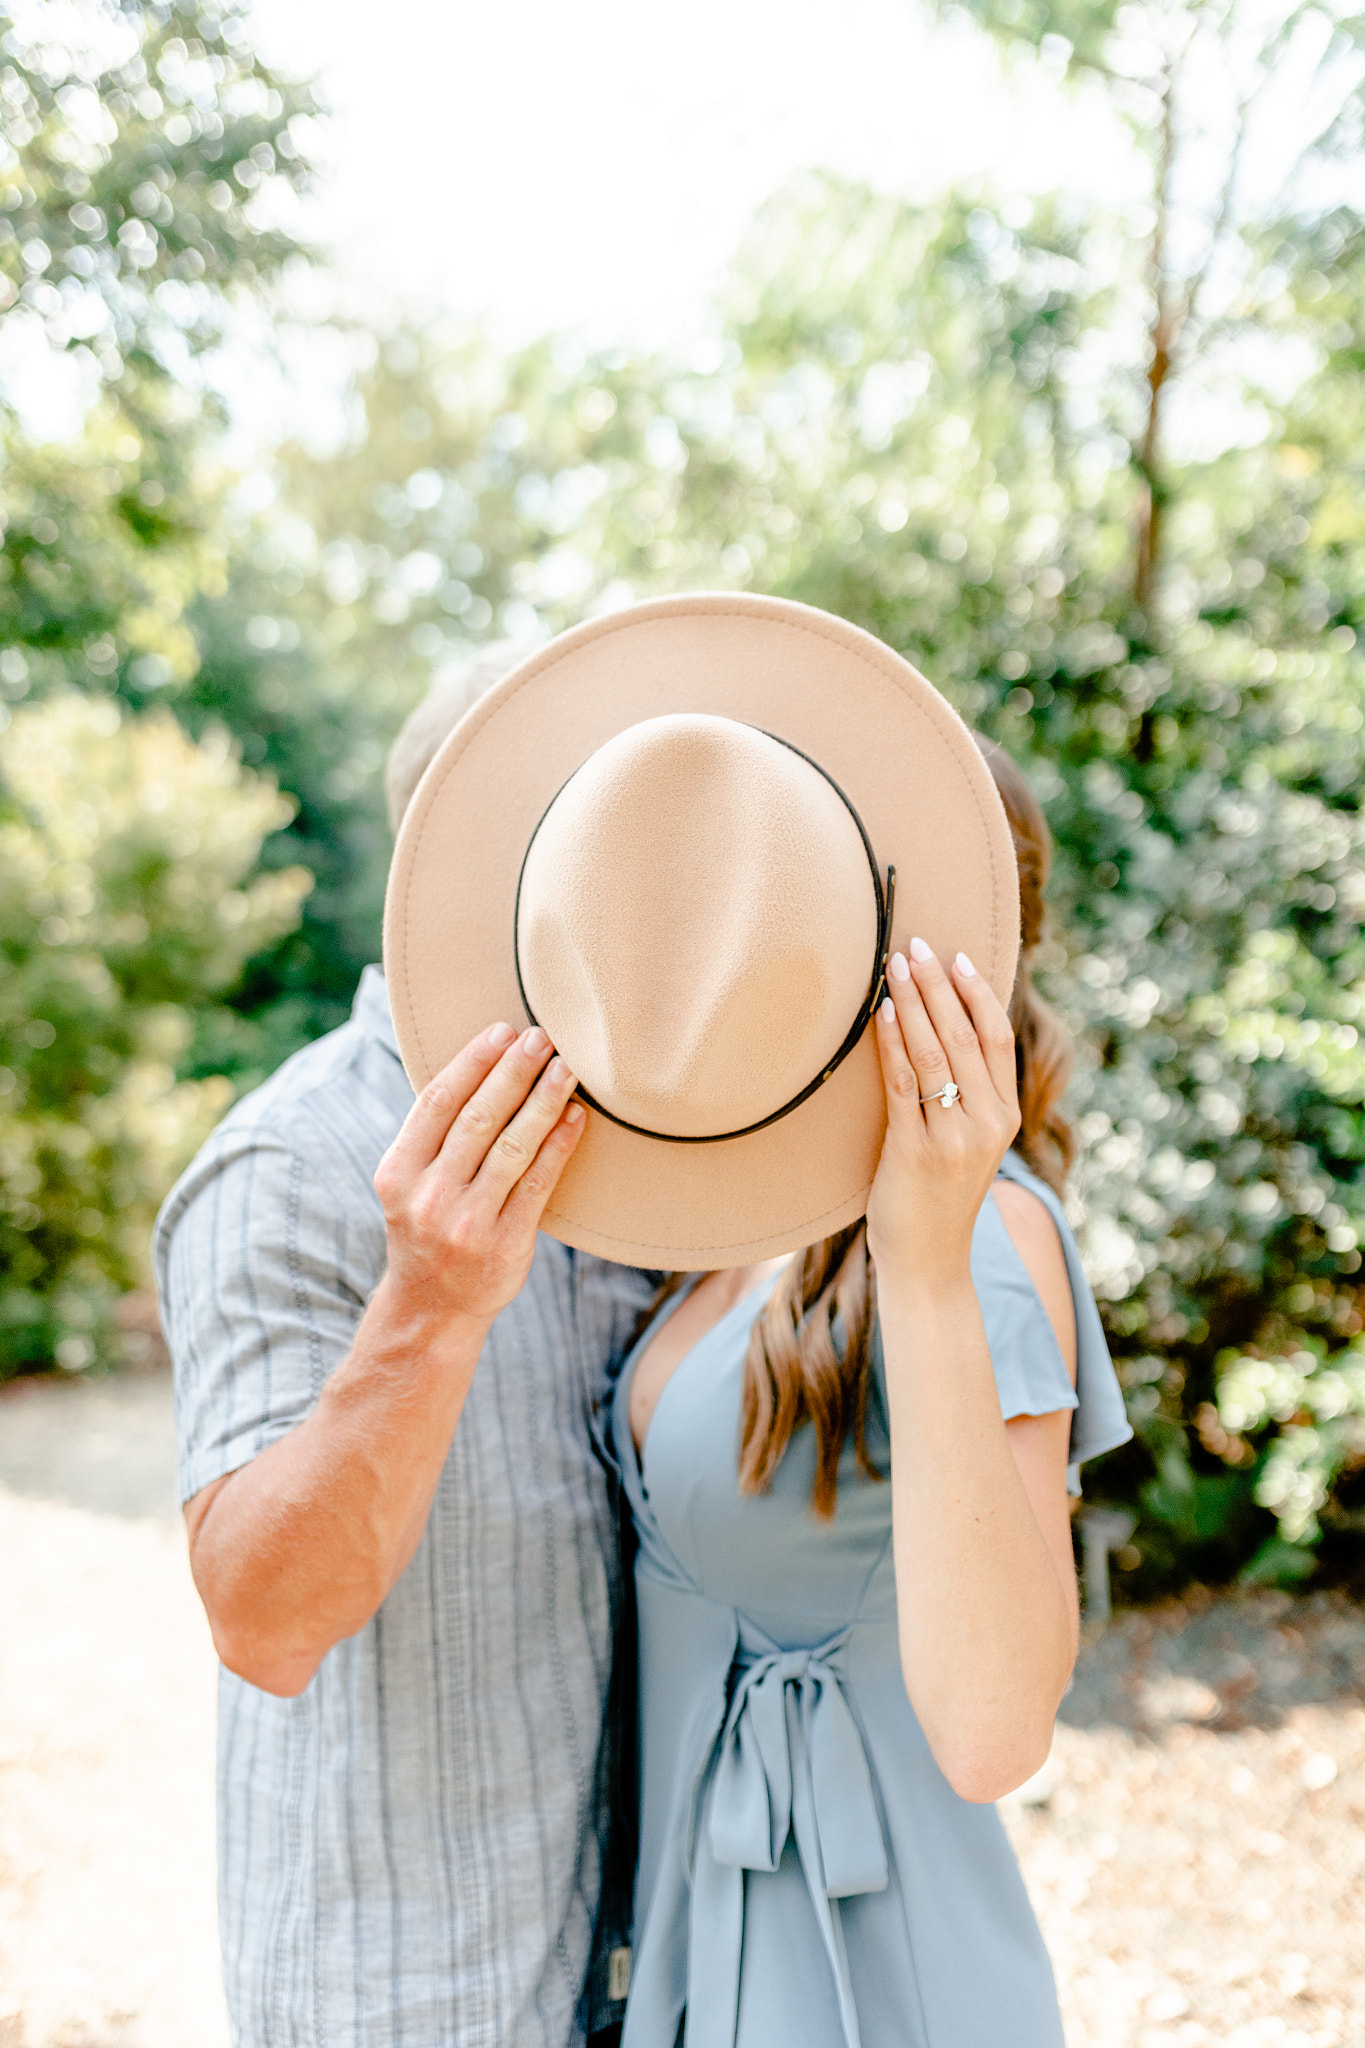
990, 1176, 1062, 1258
990, 1177, 1077, 1382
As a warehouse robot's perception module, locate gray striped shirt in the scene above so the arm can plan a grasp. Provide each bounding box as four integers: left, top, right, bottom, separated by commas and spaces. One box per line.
154, 968, 656, 2048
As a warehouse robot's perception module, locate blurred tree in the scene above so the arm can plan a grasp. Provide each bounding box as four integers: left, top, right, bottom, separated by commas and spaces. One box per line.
0, 0, 325, 1362
171, 486, 409, 1080
0, 0, 317, 695
926, 0, 1365, 1582
0, 692, 308, 1376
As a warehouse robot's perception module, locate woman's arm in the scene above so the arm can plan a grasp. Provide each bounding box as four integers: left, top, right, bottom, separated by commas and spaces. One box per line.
867, 942, 1079, 1804
993, 1173, 1082, 1620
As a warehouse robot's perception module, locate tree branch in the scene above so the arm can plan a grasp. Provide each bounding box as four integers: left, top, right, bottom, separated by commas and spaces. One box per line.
1134, 63, 1179, 617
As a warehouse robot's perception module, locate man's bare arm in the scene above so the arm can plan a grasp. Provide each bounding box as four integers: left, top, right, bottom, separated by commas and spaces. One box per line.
183, 1020, 583, 1698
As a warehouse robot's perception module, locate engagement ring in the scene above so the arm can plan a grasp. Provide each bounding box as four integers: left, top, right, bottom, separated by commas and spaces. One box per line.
921, 1080, 961, 1108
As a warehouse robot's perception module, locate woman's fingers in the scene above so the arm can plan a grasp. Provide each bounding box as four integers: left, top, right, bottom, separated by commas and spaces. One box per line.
949, 952, 1021, 1117
884, 946, 959, 1106
900, 939, 995, 1105
867, 939, 1022, 1276
875, 993, 923, 1117
471, 1051, 581, 1208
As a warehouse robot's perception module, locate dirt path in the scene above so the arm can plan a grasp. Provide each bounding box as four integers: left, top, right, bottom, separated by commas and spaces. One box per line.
2, 1369, 1363, 2048
0, 1372, 222, 2048
1006, 1608, 1365, 2046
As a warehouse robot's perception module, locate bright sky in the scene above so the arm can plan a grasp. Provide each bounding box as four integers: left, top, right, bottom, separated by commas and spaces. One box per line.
7, 0, 1347, 456
2, 0, 1144, 451
255, 0, 1140, 345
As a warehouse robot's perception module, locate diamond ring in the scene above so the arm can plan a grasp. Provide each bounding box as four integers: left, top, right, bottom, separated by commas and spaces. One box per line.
919, 1080, 961, 1108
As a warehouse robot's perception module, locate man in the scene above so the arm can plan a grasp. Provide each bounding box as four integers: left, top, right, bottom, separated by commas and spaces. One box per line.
154, 646, 655, 2048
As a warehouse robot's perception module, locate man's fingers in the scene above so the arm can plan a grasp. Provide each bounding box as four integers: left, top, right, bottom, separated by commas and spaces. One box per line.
498, 1101, 586, 1234
949, 953, 1020, 1114
438, 1026, 556, 1185
471, 1053, 581, 1208
376, 1022, 518, 1191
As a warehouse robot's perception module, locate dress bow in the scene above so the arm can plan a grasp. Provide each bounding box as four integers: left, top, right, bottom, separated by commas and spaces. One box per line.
684, 1626, 888, 2047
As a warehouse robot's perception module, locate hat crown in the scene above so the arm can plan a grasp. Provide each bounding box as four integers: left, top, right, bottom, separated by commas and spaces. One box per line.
516, 713, 880, 1141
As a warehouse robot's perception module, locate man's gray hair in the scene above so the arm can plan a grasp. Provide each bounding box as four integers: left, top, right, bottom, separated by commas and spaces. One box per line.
384, 642, 539, 833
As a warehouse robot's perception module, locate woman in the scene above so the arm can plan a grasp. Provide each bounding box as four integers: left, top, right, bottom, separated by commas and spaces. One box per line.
610, 746, 1127, 2048
382, 591, 1131, 2048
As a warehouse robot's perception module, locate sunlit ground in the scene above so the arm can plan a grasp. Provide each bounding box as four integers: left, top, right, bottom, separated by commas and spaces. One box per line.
1, 1370, 1362, 2048
0, 1375, 223, 2048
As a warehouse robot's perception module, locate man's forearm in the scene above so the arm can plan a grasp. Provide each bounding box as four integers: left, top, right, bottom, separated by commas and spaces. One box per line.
185, 1019, 586, 1695
189, 1274, 491, 1696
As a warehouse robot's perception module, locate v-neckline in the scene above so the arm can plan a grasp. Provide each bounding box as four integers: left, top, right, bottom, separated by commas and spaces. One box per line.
626, 1269, 786, 1475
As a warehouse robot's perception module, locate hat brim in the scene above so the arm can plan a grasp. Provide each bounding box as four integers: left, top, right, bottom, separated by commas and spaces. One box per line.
384, 594, 1019, 1269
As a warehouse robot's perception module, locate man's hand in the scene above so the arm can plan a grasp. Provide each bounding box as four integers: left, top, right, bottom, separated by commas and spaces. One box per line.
375, 1020, 584, 1330
183, 1019, 586, 1698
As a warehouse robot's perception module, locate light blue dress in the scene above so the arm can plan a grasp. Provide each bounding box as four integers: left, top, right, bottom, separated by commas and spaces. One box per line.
610, 1152, 1131, 2048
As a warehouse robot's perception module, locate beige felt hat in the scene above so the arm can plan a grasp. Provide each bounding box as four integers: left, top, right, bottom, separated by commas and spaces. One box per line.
384, 593, 1019, 1269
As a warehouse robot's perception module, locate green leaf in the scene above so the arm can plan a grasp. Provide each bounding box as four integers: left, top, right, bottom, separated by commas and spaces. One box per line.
1238, 1534, 1320, 1589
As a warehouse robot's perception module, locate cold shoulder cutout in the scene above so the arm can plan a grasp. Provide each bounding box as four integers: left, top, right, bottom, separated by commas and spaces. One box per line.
989, 1151, 1132, 1492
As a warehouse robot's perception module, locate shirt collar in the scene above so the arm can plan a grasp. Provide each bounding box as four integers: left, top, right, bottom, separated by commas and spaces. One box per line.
352, 964, 401, 1062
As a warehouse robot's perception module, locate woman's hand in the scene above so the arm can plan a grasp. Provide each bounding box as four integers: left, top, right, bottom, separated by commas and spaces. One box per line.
865, 939, 1021, 1287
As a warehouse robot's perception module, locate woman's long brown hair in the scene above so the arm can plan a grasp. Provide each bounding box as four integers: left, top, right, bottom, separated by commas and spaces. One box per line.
734, 738, 1076, 1517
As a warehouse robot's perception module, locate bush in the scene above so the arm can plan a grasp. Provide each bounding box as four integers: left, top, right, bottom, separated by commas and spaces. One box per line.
0, 693, 309, 1375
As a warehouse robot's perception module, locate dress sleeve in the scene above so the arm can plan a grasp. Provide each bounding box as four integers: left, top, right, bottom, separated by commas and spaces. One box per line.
977, 1152, 1133, 1494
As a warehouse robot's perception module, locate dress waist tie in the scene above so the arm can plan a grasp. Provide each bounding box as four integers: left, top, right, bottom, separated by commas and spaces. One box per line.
685, 1624, 889, 2048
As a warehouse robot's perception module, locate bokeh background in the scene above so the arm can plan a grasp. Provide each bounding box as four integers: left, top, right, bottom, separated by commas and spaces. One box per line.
6, 0, 1365, 1593
3, 0, 1365, 2040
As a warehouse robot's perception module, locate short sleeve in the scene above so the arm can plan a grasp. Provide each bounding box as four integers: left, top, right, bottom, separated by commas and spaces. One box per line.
979, 1152, 1133, 1494
971, 1194, 1079, 1425
153, 1117, 388, 1504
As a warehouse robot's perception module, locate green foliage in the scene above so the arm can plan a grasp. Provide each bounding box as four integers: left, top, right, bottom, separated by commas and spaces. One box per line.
925, 0, 1365, 1593
0, 0, 323, 1365
0, 1, 312, 320
169, 520, 408, 1078
0, 0, 317, 696
3, 0, 1364, 1600
253, 151, 1365, 1591
0, 692, 308, 1376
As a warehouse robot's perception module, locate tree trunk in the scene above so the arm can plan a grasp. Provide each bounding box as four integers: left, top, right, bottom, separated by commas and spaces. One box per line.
1134, 70, 1179, 620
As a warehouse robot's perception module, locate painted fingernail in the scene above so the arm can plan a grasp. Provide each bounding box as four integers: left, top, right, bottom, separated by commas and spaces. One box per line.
955, 952, 977, 978
522, 1026, 549, 1057
565, 1101, 585, 1125
889, 952, 910, 983
487, 1022, 516, 1049
547, 1057, 573, 1086
880, 997, 896, 1023
909, 935, 933, 963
